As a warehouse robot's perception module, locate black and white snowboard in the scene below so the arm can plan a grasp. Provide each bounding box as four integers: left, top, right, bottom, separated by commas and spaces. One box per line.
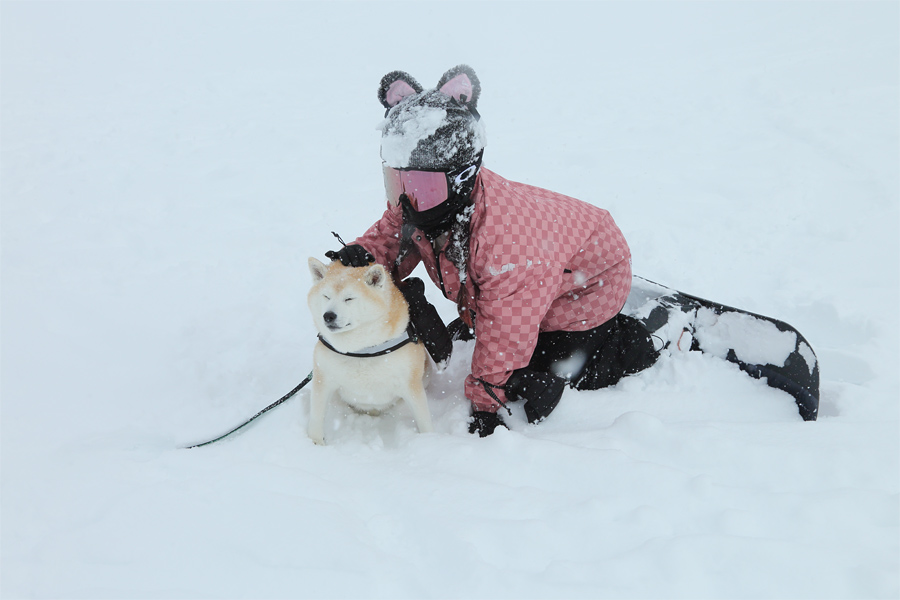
624, 276, 819, 421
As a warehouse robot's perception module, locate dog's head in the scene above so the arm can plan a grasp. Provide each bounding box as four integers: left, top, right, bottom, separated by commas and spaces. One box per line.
308, 257, 406, 348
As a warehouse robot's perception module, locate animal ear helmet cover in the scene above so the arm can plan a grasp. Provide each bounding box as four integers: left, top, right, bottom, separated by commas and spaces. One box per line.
378, 65, 486, 174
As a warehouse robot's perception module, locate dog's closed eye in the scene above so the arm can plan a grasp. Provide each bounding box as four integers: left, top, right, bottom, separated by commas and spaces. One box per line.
344, 297, 355, 303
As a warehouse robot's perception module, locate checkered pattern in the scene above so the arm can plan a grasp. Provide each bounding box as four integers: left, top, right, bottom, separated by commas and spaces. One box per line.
354, 168, 632, 412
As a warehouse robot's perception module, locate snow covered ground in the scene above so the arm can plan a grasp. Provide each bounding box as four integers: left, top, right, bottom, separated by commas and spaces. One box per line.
2, 2, 897, 598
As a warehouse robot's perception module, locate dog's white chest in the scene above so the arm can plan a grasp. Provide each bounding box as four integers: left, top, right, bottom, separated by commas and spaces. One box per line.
314, 344, 418, 411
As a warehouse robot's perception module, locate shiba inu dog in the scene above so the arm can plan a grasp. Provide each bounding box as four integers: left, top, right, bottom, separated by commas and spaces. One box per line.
306, 257, 433, 445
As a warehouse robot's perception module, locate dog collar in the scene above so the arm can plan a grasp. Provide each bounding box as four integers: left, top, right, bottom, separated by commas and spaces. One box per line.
317, 327, 418, 358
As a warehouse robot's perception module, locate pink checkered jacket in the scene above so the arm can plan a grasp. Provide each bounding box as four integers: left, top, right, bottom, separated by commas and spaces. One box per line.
354, 167, 632, 412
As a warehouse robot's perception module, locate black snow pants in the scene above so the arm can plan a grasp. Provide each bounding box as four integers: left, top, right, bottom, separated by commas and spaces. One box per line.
527, 313, 660, 390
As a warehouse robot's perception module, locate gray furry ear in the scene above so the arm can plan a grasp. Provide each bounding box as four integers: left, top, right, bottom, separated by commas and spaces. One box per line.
378, 71, 423, 109
436, 65, 480, 109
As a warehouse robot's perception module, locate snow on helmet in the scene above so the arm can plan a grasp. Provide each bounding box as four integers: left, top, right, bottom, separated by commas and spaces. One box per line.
377, 65, 486, 177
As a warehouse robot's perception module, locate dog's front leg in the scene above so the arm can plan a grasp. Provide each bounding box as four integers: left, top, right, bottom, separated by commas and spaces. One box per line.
308, 374, 333, 445
404, 386, 434, 434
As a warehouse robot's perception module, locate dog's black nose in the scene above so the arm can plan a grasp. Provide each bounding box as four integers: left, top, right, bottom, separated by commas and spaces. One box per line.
323, 311, 337, 324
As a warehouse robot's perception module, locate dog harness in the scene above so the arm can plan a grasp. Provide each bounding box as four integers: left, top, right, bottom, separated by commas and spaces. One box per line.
316, 326, 418, 358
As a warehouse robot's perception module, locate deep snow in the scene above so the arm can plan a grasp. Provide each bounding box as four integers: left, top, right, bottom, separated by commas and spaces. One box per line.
1, 2, 898, 598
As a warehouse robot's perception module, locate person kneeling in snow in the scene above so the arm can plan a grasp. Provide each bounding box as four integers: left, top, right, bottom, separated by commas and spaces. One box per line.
326, 65, 659, 437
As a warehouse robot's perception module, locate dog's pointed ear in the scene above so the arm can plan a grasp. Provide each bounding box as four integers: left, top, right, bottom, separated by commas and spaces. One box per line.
309, 257, 328, 282
363, 263, 387, 289
378, 70, 423, 109
436, 65, 480, 109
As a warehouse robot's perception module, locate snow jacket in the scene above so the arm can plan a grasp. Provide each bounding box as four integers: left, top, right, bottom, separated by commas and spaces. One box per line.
354, 167, 632, 412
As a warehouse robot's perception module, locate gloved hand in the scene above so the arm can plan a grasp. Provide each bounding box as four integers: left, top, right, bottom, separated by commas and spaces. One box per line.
447, 317, 475, 342
399, 277, 453, 366
505, 369, 567, 424
468, 411, 507, 437
325, 244, 374, 267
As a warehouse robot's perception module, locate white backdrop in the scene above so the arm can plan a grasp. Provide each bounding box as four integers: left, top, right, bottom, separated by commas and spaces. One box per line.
2, 2, 898, 598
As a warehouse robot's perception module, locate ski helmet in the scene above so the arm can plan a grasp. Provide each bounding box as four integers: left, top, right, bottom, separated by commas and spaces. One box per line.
377, 65, 486, 200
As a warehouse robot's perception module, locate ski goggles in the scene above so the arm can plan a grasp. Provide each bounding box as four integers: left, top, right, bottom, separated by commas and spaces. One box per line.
382, 162, 481, 211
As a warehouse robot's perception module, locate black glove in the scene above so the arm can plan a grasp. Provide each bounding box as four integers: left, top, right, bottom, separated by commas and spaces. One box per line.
325, 244, 374, 267
468, 411, 507, 437
398, 277, 453, 366
505, 369, 567, 424
447, 316, 475, 342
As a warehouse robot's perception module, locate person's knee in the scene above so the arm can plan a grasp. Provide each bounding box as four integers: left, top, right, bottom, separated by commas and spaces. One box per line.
616, 314, 660, 375
574, 315, 659, 390
505, 369, 567, 423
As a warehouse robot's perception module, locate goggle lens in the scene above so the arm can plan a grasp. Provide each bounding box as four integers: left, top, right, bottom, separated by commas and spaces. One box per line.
383, 166, 449, 211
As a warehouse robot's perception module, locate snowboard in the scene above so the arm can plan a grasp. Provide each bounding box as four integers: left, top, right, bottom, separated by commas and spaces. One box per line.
623, 276, 819, 421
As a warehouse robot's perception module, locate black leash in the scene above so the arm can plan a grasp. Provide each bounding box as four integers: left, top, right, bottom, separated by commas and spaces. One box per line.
183, 372, 313, 449
183, 323, 416, 449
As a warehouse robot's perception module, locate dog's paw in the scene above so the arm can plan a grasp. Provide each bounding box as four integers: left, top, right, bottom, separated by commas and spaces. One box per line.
308, 429, 327, 446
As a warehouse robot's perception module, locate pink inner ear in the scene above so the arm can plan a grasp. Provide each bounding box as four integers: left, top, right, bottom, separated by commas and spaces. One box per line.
386, 80, 417, 107
439, 73, 473, 103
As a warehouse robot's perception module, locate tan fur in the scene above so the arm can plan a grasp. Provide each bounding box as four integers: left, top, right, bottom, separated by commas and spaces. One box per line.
306, 258, 432, 445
